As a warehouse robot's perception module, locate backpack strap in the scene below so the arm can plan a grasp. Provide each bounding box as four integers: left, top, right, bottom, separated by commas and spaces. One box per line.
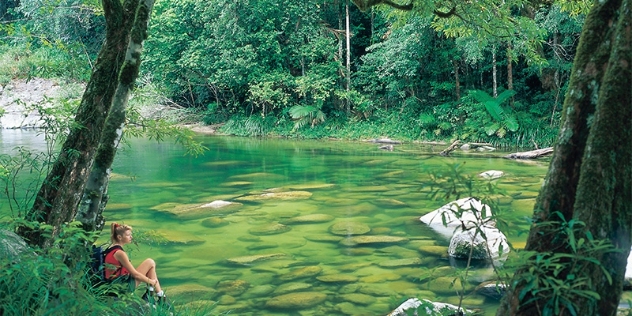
103, 245, 124, 278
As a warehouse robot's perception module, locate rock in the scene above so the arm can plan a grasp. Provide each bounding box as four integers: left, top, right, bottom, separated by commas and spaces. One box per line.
419, 197, 493, 239
339, 293, 375, 305
246, 242, 278, 250
340, 235, 409, 247
329, 222, 371, 236
242, 285, 275, 299
448, 226, 509, 260
417, 245, 449, 257
304, 234, 344, 243
281, 213, 335, 224
475, 281, 507, 301
286, 183, 336, 190
248, 223, 291, 235
273, 282, 313, 295
387, 298, 472, 316
0, 229, 32, 262
226, 253, 286, 265
151, 200, 242, 219
235, 190, 312, 202
279, 266, 323, 281
200, 217, 229, 228
167, 283, 217, 302
479, 170, 504, 179
144, 229, 205, 245
216, 279, 250, 296
378, 257, 423, 268
372, 198, 408, 208
316, 274, 358, 283
265, 292, 327, 309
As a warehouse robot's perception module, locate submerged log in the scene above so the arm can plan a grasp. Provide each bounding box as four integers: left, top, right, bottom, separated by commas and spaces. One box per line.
503, 147, 553, 159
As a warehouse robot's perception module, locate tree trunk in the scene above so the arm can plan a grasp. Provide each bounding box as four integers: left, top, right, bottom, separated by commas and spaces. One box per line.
453, 59, 460, 100
18, 0, 150, 248
492, 46, 497, 98
76, 0, 155, 233
507, 43, 514, 107
497, 0, 631, 314
345, 0, 351, 113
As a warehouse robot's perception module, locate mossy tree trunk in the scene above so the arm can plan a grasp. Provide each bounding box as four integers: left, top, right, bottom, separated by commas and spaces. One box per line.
497, 0, 631, 315
19, 0, 153, 248
76, 0, 155, 233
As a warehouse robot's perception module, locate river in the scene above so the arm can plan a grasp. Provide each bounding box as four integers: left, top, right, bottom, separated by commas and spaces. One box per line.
0, 129, 550, 315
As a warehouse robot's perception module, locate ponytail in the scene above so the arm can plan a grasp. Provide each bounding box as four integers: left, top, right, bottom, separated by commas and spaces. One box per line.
110, 222, 132, 243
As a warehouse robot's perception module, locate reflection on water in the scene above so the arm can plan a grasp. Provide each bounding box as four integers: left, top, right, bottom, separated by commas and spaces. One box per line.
0, 131, 549, 315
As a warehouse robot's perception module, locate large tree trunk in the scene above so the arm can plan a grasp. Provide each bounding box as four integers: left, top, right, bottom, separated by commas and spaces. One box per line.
76, 0, 155, 233
19, 0, 151, 248
497, 0, 631, 314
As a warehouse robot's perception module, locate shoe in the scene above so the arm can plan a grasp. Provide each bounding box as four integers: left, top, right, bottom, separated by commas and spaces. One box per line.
142, 289, 154, 303
156, 296, 173, 311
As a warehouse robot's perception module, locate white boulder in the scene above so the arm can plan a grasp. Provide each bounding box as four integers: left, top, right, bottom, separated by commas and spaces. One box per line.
448, 225, 510, 260
419, 197, 493, 239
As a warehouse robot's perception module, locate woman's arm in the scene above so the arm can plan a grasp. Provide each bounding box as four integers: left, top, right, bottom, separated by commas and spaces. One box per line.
113, 250, 157, 286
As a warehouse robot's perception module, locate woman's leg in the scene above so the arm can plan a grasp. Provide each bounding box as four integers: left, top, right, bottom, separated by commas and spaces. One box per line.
135, 258, 163, 293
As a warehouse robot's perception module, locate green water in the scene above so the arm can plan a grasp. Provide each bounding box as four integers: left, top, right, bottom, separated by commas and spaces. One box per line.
1, 131, 550, 315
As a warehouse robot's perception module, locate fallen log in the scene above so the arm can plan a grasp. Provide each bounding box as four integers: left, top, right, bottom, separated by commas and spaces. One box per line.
503, 147, 554, 159
440, 140, 460, 156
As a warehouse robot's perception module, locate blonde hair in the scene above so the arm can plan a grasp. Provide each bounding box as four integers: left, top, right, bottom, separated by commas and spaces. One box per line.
110, 222, 132, 243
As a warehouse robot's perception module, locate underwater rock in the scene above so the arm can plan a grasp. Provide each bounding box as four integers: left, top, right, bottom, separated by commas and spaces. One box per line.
248, 223, 292, 235
372, 198, 408, 208
216, 279, 250, 296
265, 292, 327, 309
200, 217, 230, 228
339, 293, 375, 305
304, 234, 344, 243
378, 257, 423, 268
279, 265, 323, 281
242, 285, 275, 299
151, 200, 242, 219
387, 298, 473, 316
286, 183, 336, 190
281, 213, 335, 224
145, 229, 205, 245
166, 283, 217, 302
220, 181, 253, 187
448, 226, 509, 260
246, 242, 279, 250
316, 274, 358, 283
339, 235, 409, 247
328, 222, 371, 236
417, 245, 449, 257
226, 253, 287, 265
235, 190, 313, 202
419, 197, 493, 239
273, 282, 313, 295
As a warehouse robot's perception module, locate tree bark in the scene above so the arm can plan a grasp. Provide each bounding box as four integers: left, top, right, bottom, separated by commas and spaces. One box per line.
76, 0, 155, 233
497, 0, 631, 314
18, 0, 147, 248
492, 46, 497, 98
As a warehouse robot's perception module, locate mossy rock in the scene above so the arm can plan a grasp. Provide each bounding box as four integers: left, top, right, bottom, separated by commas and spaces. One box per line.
418, 245, 448, 257
219, 181, 253, 187
340, 235, 409, 246
229, 172, 285, 180
200, 217, 229, 228
304, 234, 344, 243
372, 198, 408, 208
286, 183, 336, 190
216, 279, 250, 296
273, 282, 313, 295
235, 191, 313, 203
344, 185, 390, 192
248, 223, 292, 235
167, 284, 217, 302
339, 293, 375, 305
329, 222, 371, 236
279, 265, 323, 281
421, 276, 473, 294
265, 292, 327, 309
151, 200, 242, 219
316, 274, 358, 283
226, 253, 287, 265
378, 257, 423, 268
144, 229, 205, 246
360, 272, 401, 283
246, 242, 279, 250
281, 213, 335, 224
242, 285, 275, 299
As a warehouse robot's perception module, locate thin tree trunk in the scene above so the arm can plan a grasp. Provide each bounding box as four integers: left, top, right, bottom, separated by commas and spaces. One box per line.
507, 43, 514, 107
492, 46, 497, 98
76, 0, 155, 233
497, 0, 630, 314
19, 0, 140, 247
453, 59, 460, 100
345, 0, 351, 113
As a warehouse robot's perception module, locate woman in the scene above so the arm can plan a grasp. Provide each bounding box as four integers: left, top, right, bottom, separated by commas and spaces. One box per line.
105, 222, 165, 301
